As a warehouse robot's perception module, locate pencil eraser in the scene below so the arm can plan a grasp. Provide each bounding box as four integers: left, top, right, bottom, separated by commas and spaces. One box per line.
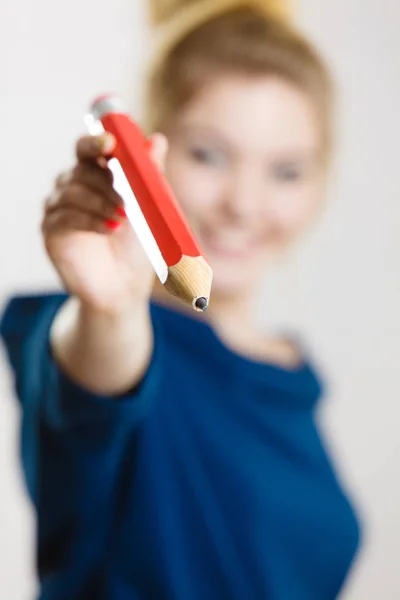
91, 93, 115, 107
90, 94, 126, 119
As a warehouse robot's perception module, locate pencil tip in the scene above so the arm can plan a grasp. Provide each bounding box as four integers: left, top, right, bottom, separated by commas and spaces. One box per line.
194, 297, 208, 312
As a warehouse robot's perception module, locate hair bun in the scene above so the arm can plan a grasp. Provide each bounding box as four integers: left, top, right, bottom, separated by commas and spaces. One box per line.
148, 0, 293, 28
148, 0, 189, 26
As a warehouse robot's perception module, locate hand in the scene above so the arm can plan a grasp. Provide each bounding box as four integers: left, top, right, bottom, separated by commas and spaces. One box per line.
42, 132, 168, 314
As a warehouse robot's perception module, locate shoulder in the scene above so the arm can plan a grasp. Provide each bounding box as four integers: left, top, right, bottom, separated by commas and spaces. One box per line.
1, 292, 67, 339
0, 292, 67, 370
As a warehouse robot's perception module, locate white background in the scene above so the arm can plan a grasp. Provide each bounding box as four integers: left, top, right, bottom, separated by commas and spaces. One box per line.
1, 0, 399, 598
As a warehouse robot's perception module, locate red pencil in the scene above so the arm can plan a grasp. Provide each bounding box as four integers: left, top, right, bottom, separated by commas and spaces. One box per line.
86, 94, 212, 311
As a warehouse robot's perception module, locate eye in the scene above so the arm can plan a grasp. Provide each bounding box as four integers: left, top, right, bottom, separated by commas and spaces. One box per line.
189, 147, 228, 167
271, 163, 303, 182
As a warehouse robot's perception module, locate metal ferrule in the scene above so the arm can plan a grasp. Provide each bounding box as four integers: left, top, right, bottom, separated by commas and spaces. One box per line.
90, 95, 126, 120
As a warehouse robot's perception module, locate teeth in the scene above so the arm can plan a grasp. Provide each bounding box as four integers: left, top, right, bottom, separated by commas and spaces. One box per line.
206, 230, 254, 250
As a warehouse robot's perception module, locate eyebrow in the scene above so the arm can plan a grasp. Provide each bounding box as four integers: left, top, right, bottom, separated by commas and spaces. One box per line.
172, 122, 232, 141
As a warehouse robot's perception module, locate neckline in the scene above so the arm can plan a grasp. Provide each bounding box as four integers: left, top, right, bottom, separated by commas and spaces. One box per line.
150, 301, 323, 401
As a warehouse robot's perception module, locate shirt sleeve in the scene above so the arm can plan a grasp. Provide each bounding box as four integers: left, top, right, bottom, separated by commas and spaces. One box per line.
0, 292, 162, 505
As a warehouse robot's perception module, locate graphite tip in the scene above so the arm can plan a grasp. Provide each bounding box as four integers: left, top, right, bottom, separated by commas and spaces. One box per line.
194, 297, 208, 312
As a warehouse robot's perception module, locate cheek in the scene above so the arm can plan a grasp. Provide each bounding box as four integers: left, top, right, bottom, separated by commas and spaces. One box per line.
267, 183, 322, 236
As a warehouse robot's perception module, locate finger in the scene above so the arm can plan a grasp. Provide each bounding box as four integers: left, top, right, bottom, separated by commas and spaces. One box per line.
148, 133, 168, 173
71, 163, 120, 205
55, 169, 73, 189
42, 206, 110, 237
44, 188, 62, 211
76, 133, 116, 162
46, 183, 124, 221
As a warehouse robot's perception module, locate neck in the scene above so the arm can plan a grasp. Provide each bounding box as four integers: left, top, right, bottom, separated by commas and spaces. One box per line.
152, 279, 302, 370
208, 290, 254, 331
151, 280, 255, 339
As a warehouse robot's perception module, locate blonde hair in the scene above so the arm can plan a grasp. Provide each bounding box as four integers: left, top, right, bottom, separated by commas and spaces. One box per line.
144, 0, 333, 157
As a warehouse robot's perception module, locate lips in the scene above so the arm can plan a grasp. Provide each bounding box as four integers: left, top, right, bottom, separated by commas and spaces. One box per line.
198, 226, 264, 260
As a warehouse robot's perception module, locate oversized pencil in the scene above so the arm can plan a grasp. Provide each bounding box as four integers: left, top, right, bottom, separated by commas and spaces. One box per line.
85, 94, 212, 311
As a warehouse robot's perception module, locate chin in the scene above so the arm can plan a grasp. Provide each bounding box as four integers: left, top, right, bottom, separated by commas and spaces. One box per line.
207, 259, 258, 300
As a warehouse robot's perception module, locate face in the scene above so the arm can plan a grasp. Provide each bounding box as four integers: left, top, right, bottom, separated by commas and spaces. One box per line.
165, 75, 325, 298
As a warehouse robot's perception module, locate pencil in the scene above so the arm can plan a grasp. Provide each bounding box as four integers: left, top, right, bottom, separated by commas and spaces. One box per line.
85, 94, 213, 311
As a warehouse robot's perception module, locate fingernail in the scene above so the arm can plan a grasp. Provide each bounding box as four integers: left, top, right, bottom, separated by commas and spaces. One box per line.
115, 206, 127, 218
104, 218, 121, 231
99, 133, 115, 155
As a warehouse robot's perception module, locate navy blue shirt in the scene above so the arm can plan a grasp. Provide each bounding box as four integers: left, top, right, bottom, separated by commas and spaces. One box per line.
0, 293, 360, 600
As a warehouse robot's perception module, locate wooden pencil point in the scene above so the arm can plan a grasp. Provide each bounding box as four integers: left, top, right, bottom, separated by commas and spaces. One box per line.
164, 255, 213, 310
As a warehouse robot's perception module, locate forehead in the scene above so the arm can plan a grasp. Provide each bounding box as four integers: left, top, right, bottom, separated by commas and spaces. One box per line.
177, 75, 320, 155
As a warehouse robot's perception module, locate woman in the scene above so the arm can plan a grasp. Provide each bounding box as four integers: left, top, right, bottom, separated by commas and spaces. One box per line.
1, 0, 360, 598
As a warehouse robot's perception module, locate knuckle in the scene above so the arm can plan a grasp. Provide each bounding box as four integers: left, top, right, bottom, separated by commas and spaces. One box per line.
55, 169, 72, 188
59, 182, 82, 205
44, 188, 61, 210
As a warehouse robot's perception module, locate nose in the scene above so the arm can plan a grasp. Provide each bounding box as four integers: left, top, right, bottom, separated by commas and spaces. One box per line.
222, 165, 266, 223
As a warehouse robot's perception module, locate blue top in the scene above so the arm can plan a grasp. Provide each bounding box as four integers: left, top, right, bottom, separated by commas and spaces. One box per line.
0, 293, 360, 600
